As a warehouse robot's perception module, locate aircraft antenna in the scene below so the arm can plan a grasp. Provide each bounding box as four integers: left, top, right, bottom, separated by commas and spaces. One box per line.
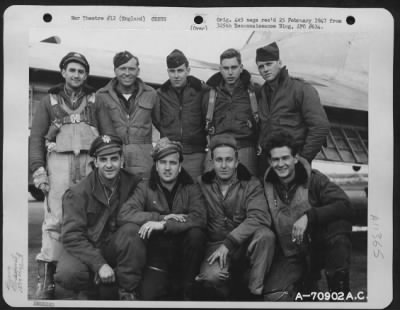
242, 31, 255, 48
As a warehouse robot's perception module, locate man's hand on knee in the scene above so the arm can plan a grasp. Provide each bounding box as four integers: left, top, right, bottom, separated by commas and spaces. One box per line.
196, 269, 230, 284
207, 244, 229, 269
195, 265, 230, 285
138, 221, 166, 239
292, 214, 308, 245
98, 264, 115, 284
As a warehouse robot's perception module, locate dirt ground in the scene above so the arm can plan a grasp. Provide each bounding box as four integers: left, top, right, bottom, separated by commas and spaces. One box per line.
28, 198, 367, 301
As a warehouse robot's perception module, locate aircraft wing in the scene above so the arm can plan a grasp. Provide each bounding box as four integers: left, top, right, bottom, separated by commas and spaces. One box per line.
291, 73, 368, 111
245, 70, 368, 112
242, 31, 369, 112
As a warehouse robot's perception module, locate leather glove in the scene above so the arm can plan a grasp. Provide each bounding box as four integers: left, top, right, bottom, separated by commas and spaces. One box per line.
32, 167, 50, 194
45, 140, 57, 153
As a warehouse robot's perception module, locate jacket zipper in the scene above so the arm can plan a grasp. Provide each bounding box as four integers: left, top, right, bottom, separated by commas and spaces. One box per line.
177, 90, 183, 141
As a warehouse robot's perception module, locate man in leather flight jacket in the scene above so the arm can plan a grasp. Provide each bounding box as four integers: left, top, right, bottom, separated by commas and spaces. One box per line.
55, 135, 142, 300
255, 42, 330, 177
262, 131, 352, 301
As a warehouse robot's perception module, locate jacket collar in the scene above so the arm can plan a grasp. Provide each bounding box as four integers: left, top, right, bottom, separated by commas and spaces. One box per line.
98, 77, 152, 96
48, 83, 96, 95
118, 169, 142, 203
264, 156, 311, 187
160, 75, 203, 92
206, 69, 252, 89
201, 163, 252, 184
91, 169, 116, 206
148, 165, 194, 191
264, 66, 289, 89
91, 169, 141, 206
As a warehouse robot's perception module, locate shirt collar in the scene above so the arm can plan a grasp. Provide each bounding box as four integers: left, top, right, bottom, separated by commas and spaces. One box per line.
214, 170, 238, 187
97, 170, 120, 191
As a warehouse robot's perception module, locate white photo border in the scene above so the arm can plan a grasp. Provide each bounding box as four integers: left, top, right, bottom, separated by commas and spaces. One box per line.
3, 5, 394, 308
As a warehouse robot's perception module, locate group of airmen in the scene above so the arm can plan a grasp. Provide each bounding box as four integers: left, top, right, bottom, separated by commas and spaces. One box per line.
29, 42, 353, 301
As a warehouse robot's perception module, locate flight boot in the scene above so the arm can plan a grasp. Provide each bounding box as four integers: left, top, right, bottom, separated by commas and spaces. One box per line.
118, 288, 138, 300
325, 268, 350, 297
35, 260, 56, 299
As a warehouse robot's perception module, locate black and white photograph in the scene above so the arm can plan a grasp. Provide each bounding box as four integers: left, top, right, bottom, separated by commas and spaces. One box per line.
3, 5, 394, 308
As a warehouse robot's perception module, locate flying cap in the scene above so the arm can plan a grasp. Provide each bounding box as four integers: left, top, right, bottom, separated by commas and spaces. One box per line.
209, 134, 238, 151
89, 135, 123, 157
151, 137, 183, 162
256, 42, 280, 62
59, 52, 90, 73
166, 49, 189, 68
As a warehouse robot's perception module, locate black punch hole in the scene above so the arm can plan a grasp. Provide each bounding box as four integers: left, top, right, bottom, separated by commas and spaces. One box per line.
346, 16, 355, 25
194, 15, 203, 24
43, 13, 52, 23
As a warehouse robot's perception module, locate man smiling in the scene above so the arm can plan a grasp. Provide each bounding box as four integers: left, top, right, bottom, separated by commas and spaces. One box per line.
156, 49, 208, 180
262, 131, 352, 301
117, 137, 207, 300
29, 52, 115, 299
55, 135, 142, 300
96, 51, 158, 178
196, 134, 275, 300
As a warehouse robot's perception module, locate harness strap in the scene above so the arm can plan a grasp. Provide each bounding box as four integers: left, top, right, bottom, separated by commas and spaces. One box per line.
87, 93, 96, 104
248, 88, 259, 124
61, 114, 89, 124
59, 95, 88, 115
205, 87, 259, 134
205, 88, 216, 134
50, 93, 96, 125
49, 94, 58, 106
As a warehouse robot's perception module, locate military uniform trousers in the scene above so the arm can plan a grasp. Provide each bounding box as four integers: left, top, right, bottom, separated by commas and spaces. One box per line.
263, 231, 352, 301
181, 152, 206, 181
37, 151, 92, 263
139, 227, 206, 300
197, 227, 275, 297
55, 223, 144, 296
123, 143, 153, 179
